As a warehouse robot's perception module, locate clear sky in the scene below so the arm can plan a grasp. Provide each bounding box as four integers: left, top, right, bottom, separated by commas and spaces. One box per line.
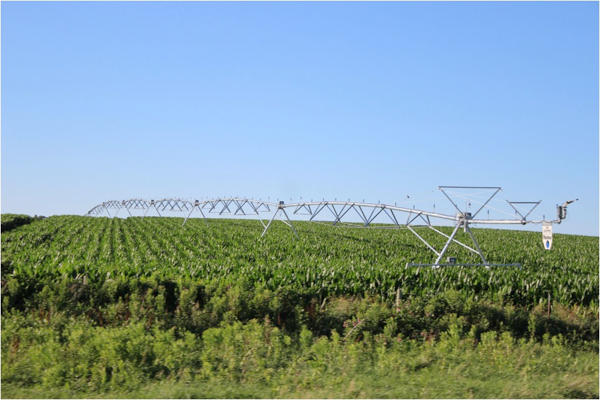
2, 1, 598, 236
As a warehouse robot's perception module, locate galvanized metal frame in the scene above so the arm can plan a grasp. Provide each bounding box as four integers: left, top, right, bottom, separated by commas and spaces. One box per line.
85, 186, 573, 268
506, 200, 542, 222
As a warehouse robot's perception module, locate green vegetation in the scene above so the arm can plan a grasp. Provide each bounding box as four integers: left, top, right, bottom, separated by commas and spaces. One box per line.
1, 215, 598, 398
0, 213, 43, 233
3, 216, 598, 306
3, 317, 598, 399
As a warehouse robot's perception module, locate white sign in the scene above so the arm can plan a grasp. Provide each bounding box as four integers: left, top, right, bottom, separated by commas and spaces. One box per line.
542, 222, 553, 250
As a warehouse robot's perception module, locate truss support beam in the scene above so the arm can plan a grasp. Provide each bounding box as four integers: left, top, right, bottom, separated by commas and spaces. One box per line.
507, 200, 542, 222
439, 186, 501, 219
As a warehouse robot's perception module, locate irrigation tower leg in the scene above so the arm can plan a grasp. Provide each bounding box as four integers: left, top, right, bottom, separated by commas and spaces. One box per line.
197, 207, 209, 226
261, 209, 280, 238
407, 225, 439, 255
183, 207, 195, 226
181, 206, 196, 226
464, 223, 488, 266
142, 206, 150, 220
281, 208, 299, 238
434, 223, 462, 266
182, 206, 210, 227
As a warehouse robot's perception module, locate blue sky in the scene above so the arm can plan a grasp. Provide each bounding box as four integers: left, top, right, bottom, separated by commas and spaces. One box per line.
2, 1, 598, 236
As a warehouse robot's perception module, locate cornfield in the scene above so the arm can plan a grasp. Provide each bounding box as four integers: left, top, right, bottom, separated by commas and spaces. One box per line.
2, 215, 597, 307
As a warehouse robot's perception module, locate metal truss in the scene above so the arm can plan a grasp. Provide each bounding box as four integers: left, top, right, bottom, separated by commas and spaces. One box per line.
85, 187, 576, 268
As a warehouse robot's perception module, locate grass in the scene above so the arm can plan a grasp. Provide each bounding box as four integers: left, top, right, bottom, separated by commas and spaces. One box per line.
3, 321, 598, 398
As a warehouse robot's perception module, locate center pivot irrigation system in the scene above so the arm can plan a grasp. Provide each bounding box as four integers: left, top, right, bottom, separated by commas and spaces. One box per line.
85, 186, 577, 268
